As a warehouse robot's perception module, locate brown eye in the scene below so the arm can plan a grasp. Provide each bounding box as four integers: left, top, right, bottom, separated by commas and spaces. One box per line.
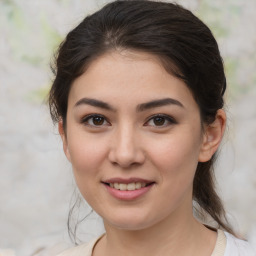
145, 114, 177, 127
82, 114, 110, 127
153, 116, 165, 126
92, 116, 104, 125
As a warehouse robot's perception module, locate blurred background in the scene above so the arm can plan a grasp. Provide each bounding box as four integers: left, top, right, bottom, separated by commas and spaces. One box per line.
0, 0, 255, 255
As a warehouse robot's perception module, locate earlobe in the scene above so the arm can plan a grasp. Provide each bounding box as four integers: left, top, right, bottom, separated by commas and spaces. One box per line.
198, 109, 226, 162
58, 120, 71, 162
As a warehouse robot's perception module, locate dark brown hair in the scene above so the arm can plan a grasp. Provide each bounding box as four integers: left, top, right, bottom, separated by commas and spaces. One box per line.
49, 0, 235, 242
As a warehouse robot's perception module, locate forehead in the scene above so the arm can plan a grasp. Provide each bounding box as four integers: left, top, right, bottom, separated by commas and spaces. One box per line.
68, 50, 197, 110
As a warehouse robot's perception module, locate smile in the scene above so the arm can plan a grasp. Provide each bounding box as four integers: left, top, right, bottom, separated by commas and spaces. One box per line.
109, 182, 147, 191
102, 179, 155, 200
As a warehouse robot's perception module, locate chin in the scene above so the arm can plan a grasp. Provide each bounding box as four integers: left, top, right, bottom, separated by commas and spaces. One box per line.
104, 213, 158, 231
111, 222, 151, 231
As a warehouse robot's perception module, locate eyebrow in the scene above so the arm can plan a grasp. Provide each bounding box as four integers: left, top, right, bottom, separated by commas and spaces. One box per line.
137, 98, 184, 111
74, 97, 184, 112
74, 98, 116, 111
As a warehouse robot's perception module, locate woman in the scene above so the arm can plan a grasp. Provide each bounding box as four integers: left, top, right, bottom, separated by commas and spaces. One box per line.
49, 1, 255, 255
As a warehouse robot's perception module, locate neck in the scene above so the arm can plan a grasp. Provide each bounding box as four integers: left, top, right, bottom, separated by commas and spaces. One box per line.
94, 205, 217, 256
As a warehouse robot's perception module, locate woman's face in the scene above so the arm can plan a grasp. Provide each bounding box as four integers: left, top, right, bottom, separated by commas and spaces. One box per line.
61, 50, 211, 231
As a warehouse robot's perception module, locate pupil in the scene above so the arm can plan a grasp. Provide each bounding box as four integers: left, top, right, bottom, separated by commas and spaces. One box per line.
154, 117, 165, 126
93, 116, 104, 125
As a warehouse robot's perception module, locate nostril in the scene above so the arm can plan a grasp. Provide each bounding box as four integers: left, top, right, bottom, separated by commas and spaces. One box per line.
108, 142, 146, 168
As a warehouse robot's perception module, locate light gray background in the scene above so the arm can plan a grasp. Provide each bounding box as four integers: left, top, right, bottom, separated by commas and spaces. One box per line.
0, 0, 255, 255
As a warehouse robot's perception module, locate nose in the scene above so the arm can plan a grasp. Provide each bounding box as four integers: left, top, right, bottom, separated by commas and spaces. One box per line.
108, 125, 145, 168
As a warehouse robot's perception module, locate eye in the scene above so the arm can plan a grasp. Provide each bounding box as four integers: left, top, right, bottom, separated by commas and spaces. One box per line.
81, 114, 110, 127
145, 114, 177, 127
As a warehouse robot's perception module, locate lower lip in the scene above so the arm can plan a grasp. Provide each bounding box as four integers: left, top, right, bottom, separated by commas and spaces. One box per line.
103, 183, 154, 200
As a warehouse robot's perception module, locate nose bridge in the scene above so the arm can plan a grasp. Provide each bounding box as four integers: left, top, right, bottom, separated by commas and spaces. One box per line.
118, 123, 136, 152
109, 121, 144, 167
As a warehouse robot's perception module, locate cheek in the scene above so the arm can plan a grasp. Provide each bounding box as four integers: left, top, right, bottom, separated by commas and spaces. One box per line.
147, 131, 202, 181
148, 135, 201, 210
67, 136, 106, 203
66, 132, 108, 179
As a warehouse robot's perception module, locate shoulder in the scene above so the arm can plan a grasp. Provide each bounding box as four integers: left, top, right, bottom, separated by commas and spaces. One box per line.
56, 236, 101, 256
224, 231, 255, 256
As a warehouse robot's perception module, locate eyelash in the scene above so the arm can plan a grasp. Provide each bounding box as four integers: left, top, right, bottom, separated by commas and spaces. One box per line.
81, 114, 177, 128
145, 114, 177, 127
81, 114, 110, 127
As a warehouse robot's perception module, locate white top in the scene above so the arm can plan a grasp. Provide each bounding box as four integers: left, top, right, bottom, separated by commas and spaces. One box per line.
56, 230, 255, 256
224, 231, 255, 256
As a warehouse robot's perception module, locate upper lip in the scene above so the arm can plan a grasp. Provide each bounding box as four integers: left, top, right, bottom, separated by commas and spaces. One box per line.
102, 177, 155, 184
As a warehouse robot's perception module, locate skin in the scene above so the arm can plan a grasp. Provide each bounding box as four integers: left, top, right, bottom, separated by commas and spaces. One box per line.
59, 50, 226, 256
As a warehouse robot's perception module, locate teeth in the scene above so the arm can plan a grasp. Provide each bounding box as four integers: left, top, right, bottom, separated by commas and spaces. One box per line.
127, 183, 135, 190
109, 182, 148, 191
135, 182, 141, 189
119, 184, 127, 191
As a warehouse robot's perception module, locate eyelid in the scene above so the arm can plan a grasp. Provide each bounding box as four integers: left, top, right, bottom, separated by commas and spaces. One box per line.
144, 114, 177, 127
80, 113, 176, 128
81, 114, 111, 127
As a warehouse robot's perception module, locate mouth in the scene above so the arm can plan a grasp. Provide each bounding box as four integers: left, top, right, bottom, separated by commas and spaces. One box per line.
102, 178, 155, 200
103, 181, 155, 191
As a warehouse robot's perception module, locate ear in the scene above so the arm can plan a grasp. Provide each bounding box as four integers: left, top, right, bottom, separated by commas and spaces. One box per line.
198, 109, 226, 162
58, 120, 71, 162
